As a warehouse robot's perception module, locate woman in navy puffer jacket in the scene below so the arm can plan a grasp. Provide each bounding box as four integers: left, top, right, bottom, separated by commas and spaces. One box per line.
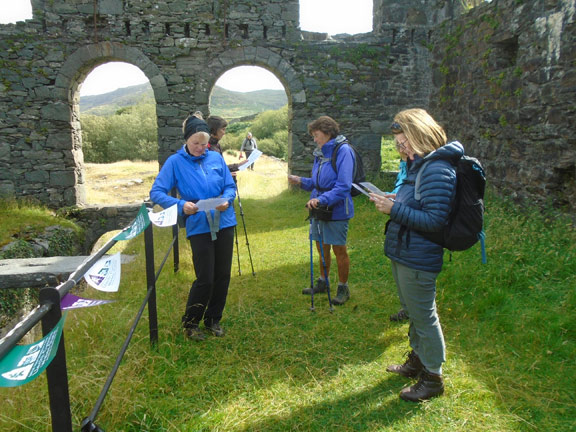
370, 108, 462, 403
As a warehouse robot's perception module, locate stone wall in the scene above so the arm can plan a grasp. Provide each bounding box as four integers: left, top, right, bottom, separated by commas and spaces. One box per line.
1, 0, 573, 213
0, 0, 446, 209
429, 0, 576, 211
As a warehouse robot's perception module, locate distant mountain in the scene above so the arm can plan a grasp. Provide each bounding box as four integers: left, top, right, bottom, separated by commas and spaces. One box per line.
80, 83, 155, 115
80, 83, 288, 119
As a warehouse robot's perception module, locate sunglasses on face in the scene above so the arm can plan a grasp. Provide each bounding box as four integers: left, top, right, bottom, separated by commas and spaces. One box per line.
390, 122, 403, 134
395, 139, 407, 151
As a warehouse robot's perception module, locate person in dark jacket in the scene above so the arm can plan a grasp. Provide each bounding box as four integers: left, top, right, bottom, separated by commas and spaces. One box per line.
288, 116, 355, 305
370, 108, 462, 402
205, 115, 247, 173
150, 115, 237, 341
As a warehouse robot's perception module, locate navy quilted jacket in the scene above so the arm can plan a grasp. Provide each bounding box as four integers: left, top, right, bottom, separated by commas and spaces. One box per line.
384, 141, 464, 272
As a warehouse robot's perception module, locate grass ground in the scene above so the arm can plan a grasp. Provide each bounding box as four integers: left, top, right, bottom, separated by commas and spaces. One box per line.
0, 158, 574, 431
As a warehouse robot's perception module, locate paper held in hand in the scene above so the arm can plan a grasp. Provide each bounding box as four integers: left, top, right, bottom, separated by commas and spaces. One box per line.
196, 197, 229, 212
238, 149, 262, 171
352, 182, 387, 197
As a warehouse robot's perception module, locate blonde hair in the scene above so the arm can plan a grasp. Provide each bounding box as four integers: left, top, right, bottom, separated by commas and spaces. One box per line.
193, 131, 210, 142
393, 108, 446, 156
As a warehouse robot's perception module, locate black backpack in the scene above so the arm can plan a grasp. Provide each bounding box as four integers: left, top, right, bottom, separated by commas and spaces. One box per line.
330, 136, 366, 197
414, 155, 486, 251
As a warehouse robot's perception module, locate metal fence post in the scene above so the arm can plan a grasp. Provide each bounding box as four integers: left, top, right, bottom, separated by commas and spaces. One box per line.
144, 222, 158, 346
170, 188, 180, 273
39, 286, 73, 432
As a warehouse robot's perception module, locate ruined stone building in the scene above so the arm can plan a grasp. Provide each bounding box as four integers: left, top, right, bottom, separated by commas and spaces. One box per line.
0, 0, 574, 214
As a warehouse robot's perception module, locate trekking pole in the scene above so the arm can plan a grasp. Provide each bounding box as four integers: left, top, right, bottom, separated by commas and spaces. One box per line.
308, 221, 315, 312
234, 224, 241, 276
235, 178, 255, 276
316, 222, 334, 312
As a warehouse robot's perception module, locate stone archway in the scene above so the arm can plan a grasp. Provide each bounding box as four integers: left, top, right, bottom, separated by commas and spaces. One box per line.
54, 42, 168, 206
203, 47, 305, 172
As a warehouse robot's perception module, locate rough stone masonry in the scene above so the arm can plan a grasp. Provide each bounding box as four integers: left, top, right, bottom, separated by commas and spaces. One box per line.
0, 0, 574, 213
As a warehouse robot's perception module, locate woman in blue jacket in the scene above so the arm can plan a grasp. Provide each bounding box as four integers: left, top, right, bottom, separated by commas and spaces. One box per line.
370, 108, 462, 402
288, 116, 355, 305
150, 115, 237, 341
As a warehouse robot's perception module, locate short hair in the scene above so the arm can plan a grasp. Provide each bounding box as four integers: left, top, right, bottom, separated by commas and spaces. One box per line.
392, 108, 446, 156
307, 116, 340, 139
206, 116, 228, 136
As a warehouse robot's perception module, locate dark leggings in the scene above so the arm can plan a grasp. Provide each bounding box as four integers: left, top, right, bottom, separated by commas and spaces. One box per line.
182, 227, 235, 328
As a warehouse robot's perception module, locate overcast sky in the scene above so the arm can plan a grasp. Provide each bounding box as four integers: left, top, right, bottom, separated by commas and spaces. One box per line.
0, 0, 373, 95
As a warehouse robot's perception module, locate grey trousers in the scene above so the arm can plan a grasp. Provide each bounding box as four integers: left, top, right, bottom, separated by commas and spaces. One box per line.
390, 260, 446, 375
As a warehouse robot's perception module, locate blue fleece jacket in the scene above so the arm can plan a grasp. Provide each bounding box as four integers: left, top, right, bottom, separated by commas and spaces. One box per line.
300, 136, 354, 220
150, 146, 237, 237
384, 141, 464, 272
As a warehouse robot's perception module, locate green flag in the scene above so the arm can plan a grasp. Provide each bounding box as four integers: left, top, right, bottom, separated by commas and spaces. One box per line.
0, 313, 67, 387
114, 204, 151, 241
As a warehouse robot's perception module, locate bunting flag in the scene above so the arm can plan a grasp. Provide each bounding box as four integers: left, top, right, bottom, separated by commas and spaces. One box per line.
0, 313, 67, 387
84, 252, 121, 293
148, 204, 178, 227
61, 293, 116, 310
114, 204, 151, 240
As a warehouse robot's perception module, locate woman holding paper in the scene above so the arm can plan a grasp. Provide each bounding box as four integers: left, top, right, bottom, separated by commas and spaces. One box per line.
150, 114, 237, 341
370, 108, 462, 402
288, 116, 355, 306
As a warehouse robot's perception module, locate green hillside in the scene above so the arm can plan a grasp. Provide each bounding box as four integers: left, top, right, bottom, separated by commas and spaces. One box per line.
80, 83, 288, 119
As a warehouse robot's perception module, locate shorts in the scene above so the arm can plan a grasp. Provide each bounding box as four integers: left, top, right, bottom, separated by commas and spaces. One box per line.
310, 219, 349, 246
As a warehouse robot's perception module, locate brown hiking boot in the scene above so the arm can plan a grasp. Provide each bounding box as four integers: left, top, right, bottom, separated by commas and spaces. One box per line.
386, 350, 424, 378
399, 369, 444, 402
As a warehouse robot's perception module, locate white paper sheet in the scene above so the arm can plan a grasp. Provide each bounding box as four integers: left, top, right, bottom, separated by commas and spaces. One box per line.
195, 197, 229, 212
238, 149, 263, 170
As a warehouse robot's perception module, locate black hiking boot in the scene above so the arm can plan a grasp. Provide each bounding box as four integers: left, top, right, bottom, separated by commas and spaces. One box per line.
386, 350, 424, 378
205, 322, 225, 337
184, 326, 206, 342
332, 284, 350, 305
390, 309, 409, 322
302, 278, 328, 295
399, 369, 444, 402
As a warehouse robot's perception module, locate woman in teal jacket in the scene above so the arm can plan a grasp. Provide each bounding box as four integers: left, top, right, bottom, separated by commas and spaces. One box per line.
150, 115, 237, 341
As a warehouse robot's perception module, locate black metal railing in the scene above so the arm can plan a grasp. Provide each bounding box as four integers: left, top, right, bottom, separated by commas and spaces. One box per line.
0, 207, 180, 432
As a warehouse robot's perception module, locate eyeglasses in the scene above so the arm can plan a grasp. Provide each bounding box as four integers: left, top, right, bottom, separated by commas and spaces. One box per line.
395, 139, 407, 151
390, 122, 403, 134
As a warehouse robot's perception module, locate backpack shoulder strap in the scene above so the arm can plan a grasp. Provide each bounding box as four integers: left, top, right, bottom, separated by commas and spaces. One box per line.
414, 160, 432, 201
331, 141, 345, 173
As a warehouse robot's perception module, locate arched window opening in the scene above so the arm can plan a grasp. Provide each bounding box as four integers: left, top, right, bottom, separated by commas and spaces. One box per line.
208, 66, 289, 197
78, 62, 158, 206
299, 0, 372, 35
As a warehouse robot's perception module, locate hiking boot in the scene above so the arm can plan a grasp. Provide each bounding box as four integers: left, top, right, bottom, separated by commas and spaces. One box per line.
185, 326, 206, 342
206, 322, 225, 337
386, 350, 424, 378
302, 278, 328, 295
332, 284, 350, 305
390, 309, 409, 322
399, 369, 444, 402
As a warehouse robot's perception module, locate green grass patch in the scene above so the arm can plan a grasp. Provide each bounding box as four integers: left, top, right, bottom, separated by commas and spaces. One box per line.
0, 174, 574, 431
381, 136, 402, 172
0, 198, 82, 248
